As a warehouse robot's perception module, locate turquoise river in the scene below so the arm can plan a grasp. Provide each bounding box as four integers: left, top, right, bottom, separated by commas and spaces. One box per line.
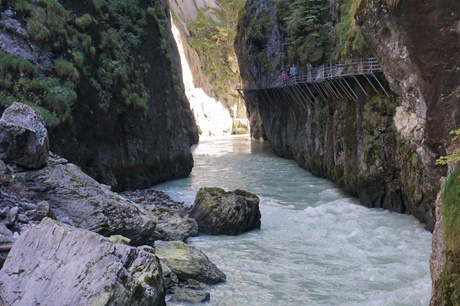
154, 135, 432, 306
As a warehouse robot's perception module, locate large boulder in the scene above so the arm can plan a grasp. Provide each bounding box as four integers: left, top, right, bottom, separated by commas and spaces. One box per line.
8, 162, 157, 246
0, 102, 49, 169
154, 240, 226, 285
0, 218, 165, 306
188, 187, 261, 235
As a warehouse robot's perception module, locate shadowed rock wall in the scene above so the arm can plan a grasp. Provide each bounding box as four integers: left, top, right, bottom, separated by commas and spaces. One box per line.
0, 0, 199, 190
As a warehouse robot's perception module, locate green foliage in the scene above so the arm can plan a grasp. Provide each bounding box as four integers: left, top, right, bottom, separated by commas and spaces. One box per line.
0, 51, 67, 126
334, 0, 368, 60
247, 12, 272, 74
442, 167, 460, 252
54, 59, 79, 82
435, 167, 460, 305
187, 0, 246, 105
1, 0, 157, 126
437, 129, 460, 165
437, 249, 460, 306
25, 0, 68, 44
92, 0, 108, 12
76, 14, 93, 29
274, 0, 333, 65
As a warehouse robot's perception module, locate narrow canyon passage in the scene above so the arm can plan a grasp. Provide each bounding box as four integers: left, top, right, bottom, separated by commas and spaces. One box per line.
155, 135, 432, 305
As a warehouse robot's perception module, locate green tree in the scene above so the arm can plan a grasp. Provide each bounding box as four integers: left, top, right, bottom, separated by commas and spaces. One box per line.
187, 0, 246, 106
274, 0, 333, 65
436, 129, 460, 165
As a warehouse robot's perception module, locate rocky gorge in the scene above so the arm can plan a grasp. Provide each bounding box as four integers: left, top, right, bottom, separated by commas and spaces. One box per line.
0, 0, 458, 304
235, 0, 459, 303
0, 102, 262, 304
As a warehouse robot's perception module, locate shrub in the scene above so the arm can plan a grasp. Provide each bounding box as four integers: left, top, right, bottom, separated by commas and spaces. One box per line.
76, 14, 93, 29
54, 58, 79, 82
442, 167, 460, 252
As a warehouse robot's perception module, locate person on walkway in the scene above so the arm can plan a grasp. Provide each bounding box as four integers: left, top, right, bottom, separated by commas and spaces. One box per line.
289, 64, 298, 83
281, 71, 289, 84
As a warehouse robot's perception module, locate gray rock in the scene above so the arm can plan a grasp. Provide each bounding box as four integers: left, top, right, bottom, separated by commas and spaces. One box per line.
0, 223, 13, 237
147, 206, 198, 241
154, 240, 226, 285
17, 214, 28, 223
0, 102, 49, 169
160, 261, 179, 290
189, 187, 261, 235
9, 163, 157, 246
31, 201, 51, 221
169, 288, 210, 303
121, 189, 198, 242
0, 218, 166, 306
5, 206, 18, 226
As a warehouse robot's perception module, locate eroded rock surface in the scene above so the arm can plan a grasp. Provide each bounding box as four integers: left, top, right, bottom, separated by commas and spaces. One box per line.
7, 163, 157, 246
0, 218, 165, 306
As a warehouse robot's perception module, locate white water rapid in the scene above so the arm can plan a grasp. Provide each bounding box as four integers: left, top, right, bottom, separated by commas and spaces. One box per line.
171, 18, 233, 139
155, 136, 432, 306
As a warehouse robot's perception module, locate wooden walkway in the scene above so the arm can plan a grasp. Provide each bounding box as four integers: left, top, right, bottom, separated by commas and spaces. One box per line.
236, 58, 390, 103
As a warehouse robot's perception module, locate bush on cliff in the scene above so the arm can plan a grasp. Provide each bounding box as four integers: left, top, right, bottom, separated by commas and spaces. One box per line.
436, 129, 460, 165
436, 166, 460, 304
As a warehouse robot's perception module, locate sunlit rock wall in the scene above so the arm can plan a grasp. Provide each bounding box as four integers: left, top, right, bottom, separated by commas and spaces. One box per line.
171, 19, 232, 138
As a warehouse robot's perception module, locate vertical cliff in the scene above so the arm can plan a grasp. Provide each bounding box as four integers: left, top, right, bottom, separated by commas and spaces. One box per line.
169, 0, 234, 138
356, 0, 459, 303
236, 0, 460, 302
0, 0, 199, 190
236, 0, 459, 231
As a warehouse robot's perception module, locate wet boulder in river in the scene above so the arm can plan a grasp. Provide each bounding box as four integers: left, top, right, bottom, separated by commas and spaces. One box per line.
188, 187, 261, 235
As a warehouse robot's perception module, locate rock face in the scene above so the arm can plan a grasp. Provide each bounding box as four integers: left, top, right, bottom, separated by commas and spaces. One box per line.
429, 178, 447, 305
120, 189, 199, 241
357, 0, 460, 196
0, 103, 49, 169
0, 1, 199, 190
233, 0, 460, 230
171, 19, 233, 139
0, 218, 165, 306
189, 187, 261, 235
154, 240, 226, 285
7, 162, 158, 246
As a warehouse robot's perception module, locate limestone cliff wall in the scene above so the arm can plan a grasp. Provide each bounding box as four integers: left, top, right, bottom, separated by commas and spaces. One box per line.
236, 0, 459, 231
0, 0, 199, 190
357, 0, 459, 303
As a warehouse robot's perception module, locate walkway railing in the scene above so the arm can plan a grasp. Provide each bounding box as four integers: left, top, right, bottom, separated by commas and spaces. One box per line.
236, 58, 382, 90
235, 57, 389, 103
